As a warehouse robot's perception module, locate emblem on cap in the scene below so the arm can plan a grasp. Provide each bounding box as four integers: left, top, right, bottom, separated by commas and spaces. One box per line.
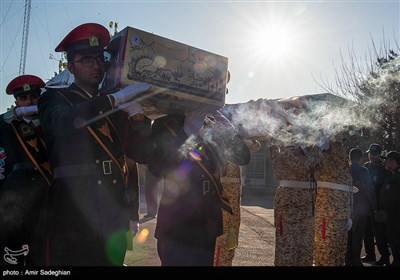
89, 36, 99, 47
23, 84, 31, 92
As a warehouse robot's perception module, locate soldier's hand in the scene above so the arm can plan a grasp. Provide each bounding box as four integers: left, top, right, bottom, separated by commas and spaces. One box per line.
184, 109, 209, 137
110, 83, 151, 107
118, 100, 144, 117
3, 105, 38, 123
346, 218, 352, 231
15, 105, 38, 116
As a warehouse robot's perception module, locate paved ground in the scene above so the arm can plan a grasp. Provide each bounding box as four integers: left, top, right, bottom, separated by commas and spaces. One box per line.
124, 186, 390, 267
124, 187, 276, 266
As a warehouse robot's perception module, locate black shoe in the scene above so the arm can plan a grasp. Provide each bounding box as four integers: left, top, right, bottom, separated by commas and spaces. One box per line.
144, 214, 156, 218
361, 255, 376, 263
352, 261, 365, 267
375, 258, 390, 266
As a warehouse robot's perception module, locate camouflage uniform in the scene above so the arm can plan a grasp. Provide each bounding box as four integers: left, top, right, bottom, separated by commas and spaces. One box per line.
214, 139, 261, 266
272, 145, 322, 266
314, 142, 353, 266
214, 162, 241, 266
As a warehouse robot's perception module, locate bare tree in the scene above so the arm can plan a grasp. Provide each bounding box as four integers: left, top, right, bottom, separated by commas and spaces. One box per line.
317, 32, 400, 152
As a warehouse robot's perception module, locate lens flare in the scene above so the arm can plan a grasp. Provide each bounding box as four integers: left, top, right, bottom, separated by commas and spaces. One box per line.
135, 228, 150, 244
106, 230, 127, 265
189, 145, 202, 161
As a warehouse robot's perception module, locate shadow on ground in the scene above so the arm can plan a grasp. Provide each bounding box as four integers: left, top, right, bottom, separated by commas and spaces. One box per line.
241, 187, 275, 209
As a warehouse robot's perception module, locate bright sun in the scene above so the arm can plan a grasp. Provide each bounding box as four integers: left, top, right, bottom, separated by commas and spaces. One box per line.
248, 24, 297, 63
260, 28, 292, 56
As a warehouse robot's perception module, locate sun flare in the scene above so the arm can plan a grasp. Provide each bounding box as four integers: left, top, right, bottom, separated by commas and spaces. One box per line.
249, 25, 296, 62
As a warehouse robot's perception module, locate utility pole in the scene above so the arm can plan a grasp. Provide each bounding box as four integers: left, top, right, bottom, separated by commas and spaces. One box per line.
19, 0, 31, 75
109, 21, 118, 36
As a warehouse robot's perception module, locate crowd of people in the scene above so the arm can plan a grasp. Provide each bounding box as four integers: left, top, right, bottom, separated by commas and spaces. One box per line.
272, 142, 399, 266
0, 21, 399, 267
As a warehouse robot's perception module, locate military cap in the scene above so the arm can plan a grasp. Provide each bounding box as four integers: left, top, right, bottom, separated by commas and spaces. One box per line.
366, 143, 383, 155
6, 74, 45, 96
55, 23, 110, 53
383, 151, 400, 164
349, 148, 363, 161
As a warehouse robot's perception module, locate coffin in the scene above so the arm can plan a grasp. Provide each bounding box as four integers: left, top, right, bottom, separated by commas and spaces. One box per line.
102, 26, 229, 118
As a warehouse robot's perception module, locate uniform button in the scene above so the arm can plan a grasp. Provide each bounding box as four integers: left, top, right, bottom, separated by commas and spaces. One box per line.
31, 178, 35, 181
99, 111, 103, 114
95, 159, 100, 164
112, 179, 117, 184
201, 175, 205, 178
97, 180, 102, 185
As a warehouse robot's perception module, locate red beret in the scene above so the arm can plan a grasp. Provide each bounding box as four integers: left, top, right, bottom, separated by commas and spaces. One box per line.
6, 75, 45, 95
55, 23, 110, 53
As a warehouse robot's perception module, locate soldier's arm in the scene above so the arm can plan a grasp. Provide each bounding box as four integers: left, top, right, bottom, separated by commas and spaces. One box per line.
361, 168, 377, 211
38, 89, 114, 136
124, 116, 154, 164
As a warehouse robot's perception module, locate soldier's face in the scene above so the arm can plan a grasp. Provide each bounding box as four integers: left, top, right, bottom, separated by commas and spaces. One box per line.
67, 50, 106, 88
15, 91, 40, 107
368, 153, 380, 163
385, 158, 395, 171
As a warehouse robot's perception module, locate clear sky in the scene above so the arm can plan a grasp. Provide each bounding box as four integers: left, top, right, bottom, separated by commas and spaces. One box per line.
1, 0, 399, 113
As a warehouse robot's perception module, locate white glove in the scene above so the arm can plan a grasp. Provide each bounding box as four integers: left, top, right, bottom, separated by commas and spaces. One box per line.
15, 105, 38, 116
346, 218, 352, 231
314, 131, 330, 151
211, 110, 233, 127
0, 167, 5, 180
184, 109, 209, 137
118, 100, 144, 117
110, 83, 151, 107
130, 220, 139, 235
244, 139, 261, 153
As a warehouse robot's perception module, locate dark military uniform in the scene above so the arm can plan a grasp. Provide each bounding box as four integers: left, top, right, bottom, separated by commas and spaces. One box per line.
0, 116, 50, 266
380, 167, 400, 266
0, 75, 50, 267
346, 160, 376, 266
149, 114, 249, 266
124, 156, 140, 250
37, 84, 152, 266
364, 160, 391, 263
144, 165, 162, 217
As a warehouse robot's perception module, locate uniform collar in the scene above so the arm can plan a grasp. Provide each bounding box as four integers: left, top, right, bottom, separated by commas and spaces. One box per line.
71, 83, 95, 98
23, 117, 40, 127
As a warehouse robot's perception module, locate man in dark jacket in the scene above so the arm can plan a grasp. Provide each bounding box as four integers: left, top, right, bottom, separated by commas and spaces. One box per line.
362, 144, 391, 265
380, 151, 400, 266
345, 148, 376, 266
0, 75, 50, 266
37, 23, 153, 266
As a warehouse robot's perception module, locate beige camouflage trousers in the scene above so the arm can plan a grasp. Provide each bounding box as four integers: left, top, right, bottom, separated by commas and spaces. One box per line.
314, 187, 352, 266
274, 186, 315, 266
313, 141, 353, 266
214, 164, 241, 266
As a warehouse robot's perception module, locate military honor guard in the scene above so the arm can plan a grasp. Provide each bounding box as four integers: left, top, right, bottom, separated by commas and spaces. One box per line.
214, 139, 260, 266
148, 110, 250, 266
0, 75, 51, 266
314, 141, 353, 266
271, 144, 322, 266
37, 23, 154, 266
